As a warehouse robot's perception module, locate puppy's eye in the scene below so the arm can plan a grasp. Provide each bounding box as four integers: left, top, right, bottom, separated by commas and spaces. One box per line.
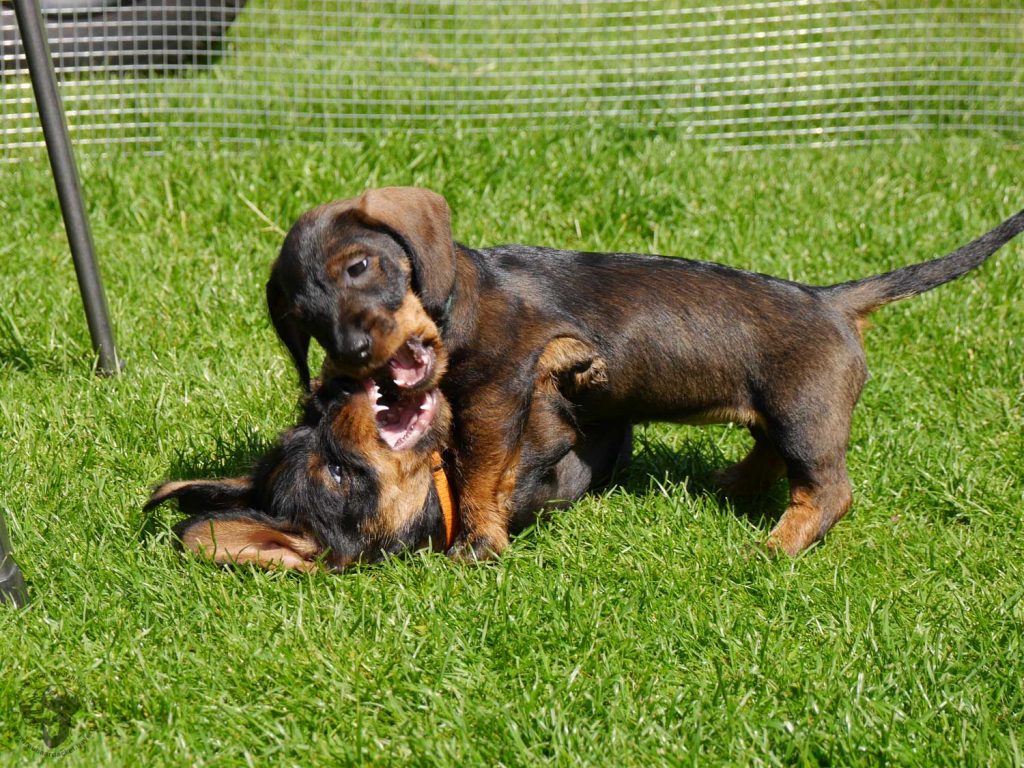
347, 258, 369, 278
327, 463, 343, 485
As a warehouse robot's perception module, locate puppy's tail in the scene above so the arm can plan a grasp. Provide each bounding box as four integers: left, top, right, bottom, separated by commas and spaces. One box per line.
825, 207, 1024, 316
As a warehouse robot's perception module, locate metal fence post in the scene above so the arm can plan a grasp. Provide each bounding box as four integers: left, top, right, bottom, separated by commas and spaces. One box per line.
0, 512, 27, 607
11, 0, 122, 376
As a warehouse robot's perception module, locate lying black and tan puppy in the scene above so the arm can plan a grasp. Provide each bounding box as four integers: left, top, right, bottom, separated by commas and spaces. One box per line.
147, 302, 629, 570
266, 187, 1024, 559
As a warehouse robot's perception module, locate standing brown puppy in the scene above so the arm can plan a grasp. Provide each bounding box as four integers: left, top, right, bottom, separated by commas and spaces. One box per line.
267, 188, 1024, 559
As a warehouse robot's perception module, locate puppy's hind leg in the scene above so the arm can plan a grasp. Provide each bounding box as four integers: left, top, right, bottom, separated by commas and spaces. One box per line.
760, 339, 866, 555
712, 427, 786, 497
767, 465, 853, 556
764, 417, 855, 556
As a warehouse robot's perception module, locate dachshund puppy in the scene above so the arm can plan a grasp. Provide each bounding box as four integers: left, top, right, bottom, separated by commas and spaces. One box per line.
146, 374, 452, 571
267, 187, 1024, 559
147, 330, 631, 571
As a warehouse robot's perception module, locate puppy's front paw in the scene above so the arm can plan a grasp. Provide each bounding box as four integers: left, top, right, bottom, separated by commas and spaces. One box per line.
446, 532, 506, 563
539, 337, 607, 396
568, 354, 607, 392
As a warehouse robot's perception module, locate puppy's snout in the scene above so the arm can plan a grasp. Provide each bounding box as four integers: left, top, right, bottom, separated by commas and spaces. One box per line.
334, 329, 373, 366
352, 335, 371, 361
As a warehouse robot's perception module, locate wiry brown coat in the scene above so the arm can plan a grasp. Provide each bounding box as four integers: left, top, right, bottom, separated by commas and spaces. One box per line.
267, 188, 1024, 558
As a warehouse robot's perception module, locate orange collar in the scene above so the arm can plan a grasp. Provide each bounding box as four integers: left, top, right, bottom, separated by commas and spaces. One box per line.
431, 452, 459, 550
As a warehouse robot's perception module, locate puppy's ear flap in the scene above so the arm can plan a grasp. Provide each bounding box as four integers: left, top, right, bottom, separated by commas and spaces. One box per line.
145, 477, 255, 515
267, 268, 312, 391
174, 512, 323, 572
354, 187, 457, 317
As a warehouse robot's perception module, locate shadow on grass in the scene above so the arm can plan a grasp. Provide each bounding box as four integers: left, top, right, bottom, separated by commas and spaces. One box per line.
0, 307, 35, 373
165, 427, 277, 480
0, 346, 34, 374
606, 429, 789, 534
137, 426, 279, 541
139, 422, 793, 545
0, 306, 100, 377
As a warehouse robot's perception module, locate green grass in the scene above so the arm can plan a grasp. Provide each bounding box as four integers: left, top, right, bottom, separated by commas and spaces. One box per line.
1, 131, 1023, 765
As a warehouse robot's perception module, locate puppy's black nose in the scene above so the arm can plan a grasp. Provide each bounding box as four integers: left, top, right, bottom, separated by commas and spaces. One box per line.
332, 330, 373, 367
352, 335, 371, 361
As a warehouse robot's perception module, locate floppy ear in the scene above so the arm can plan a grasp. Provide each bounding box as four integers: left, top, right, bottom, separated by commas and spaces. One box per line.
174, 512, 323, 572
145, 477, 255, 515
266, 270, 312, 391
353, 187, 457, 317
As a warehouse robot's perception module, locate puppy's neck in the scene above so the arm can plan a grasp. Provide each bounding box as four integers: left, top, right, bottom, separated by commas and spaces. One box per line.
401, 470, 451, 553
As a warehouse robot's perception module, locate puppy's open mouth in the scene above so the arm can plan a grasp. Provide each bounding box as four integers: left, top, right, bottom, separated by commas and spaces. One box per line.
365, 378, 439, 451
385, 337, 437, 390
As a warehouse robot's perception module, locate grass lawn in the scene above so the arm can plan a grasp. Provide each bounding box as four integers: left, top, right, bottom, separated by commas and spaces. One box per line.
1, 131, 1022, 765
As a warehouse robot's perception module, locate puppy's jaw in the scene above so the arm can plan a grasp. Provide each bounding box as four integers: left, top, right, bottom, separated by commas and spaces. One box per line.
325, 385, 452, 554
322, 291, 448, 393
364, 380, 443, 452
328, 382, 451, 460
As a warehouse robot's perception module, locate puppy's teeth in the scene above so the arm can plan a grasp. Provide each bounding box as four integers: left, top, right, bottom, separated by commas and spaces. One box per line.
373, 404, 389, 413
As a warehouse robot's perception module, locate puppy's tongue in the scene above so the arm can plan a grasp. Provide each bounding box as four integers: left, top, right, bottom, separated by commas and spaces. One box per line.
364, 378, 439, 451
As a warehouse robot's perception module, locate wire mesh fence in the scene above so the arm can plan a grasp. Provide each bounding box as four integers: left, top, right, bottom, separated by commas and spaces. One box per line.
2, 0, 1023, 159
